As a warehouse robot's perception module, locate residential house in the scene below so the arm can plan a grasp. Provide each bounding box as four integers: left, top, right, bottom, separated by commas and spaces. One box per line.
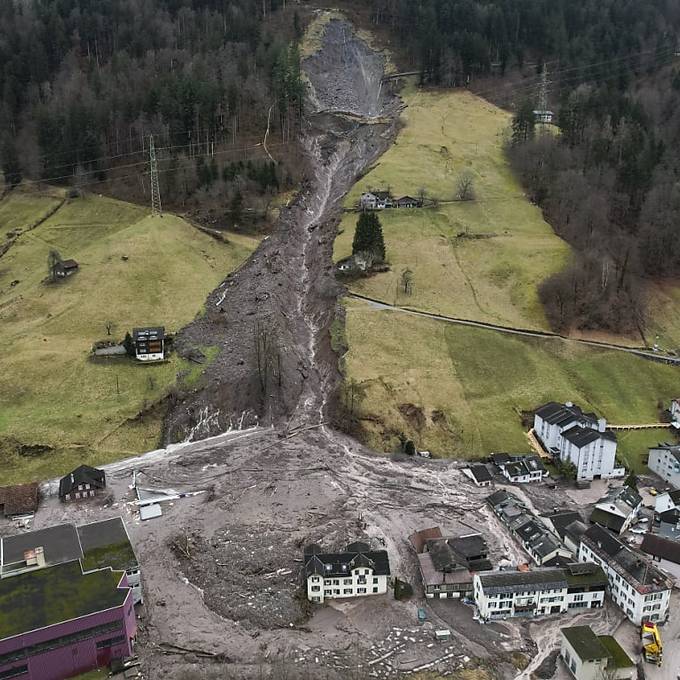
589, 486, 642, 535
648, 444, 680, 489
487, 490, 573, 566
409, 528, 493, 599
54, 258, 79, 278
542, 510, 584, 543
657, 508, 680, 540
670, 398, 680, 422
473, 563, 605, 621
654, 489, 680, 515
578, 524, 673, 624
304, 542, 390, 603
132, 327, 166, 362
0, 518, 143, 606
560, 626, 635, 680
0, 482, 39, 517
59, 465, 106, 502
359, 191, 393, 210
463, 464, 493, 487
640, 534, 680, 580
0, 562, 136, 680
533, 402, 623, 481
502, 456, 547, 483
562, 520, 590, 555
533, 110, 554, 125
394, 195, 422, 208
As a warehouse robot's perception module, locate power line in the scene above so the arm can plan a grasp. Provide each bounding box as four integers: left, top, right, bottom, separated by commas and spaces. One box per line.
149, 135, 162, 216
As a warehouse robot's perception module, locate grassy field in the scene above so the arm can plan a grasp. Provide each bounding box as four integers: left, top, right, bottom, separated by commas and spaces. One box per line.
334, 86, 570, 330
0, 189, 258, 484
344, 299, 678, 471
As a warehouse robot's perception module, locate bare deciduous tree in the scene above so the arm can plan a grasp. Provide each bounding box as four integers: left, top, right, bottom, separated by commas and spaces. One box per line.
400, 268, 414, 295
456, 170, 476, 201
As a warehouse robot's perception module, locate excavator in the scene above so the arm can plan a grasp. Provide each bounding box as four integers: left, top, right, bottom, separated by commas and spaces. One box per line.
640, 620, 663, 666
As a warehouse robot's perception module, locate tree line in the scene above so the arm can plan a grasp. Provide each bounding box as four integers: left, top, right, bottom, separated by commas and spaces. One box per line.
0, 0, 305, 222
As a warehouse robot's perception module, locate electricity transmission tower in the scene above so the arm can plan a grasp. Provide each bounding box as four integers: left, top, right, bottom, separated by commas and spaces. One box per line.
537, 63, 549, 112
149, 135, 162, 215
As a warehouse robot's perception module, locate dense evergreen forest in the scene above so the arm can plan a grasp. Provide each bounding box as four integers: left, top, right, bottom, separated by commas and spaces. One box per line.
0, 0, 304, 223
357, 0, 680, 338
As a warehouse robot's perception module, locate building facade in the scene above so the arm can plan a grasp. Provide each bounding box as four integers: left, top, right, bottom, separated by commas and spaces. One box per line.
578, 525, 672, 625
560, 626, 635, 680
304, 543, 390, 603
533, 402, 623, 481
0, 562, 136, 680
132, 327, 165, 362
648, 445, 680, 489
589, 486, 642, 535
59, 465, 106, 502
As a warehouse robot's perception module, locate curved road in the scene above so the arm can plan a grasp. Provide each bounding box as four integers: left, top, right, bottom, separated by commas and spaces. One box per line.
348, 292, 680, 365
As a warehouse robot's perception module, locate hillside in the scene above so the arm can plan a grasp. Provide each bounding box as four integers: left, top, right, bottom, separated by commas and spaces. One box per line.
0, 189, 258, 484
334, 86, 570, 330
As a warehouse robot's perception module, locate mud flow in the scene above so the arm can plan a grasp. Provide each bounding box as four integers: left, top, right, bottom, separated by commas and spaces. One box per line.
165, 19, 400, 442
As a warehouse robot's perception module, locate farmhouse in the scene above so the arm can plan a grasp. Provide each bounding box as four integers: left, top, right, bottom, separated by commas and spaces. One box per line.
304, 542, 390, 603
394, 195, 422, 208
59, 464, 106, 502
589, 486, 642, 535
533, 401, 623, 481
54, 258, 79, 278
0, 561, 136, 680
0, 518, 143, 606
648, 444, 680, 489
359, 191, 393, 210
578, 524, 672, 624
0, 482, 39, 517
560, 626, 635, 680
463, 464, 493, 487
132, 326, 166, 362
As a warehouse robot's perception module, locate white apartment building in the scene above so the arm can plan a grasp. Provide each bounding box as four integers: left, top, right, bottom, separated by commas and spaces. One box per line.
533, 402, 624, 481
578, 525, 672, 625
473, 564, 606, 621
648, 444, 680, 489
304, 542, 390, 603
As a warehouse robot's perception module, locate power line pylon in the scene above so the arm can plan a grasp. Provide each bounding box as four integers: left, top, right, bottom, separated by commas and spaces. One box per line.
537, 63, 549, 113
149, 135, 162, 216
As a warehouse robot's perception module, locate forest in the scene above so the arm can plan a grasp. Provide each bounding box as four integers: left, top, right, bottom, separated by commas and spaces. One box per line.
0, 0, 304, 226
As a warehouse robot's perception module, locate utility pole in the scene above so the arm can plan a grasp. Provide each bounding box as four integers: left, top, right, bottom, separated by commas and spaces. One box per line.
537, 63, 549, 113
149, 134, 162, 216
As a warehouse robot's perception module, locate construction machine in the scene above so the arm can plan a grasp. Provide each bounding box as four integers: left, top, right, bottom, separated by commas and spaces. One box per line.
640, 621, 662, 666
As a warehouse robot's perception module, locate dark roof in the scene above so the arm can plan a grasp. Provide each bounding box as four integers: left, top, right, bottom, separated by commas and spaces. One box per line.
490, 453, 511, 466
373, 191, 391, 200
77, 518, 138, 573
564, 563, 608, 588
668, 489, 680, 504
59, 464, 106, 498
396, 195, 419, 203
641, 534, 680, 565
1, 524, 83, 574
535, 402, 597, 427
486, 490, 511, 507
583, 525, 624, 556
659, 508, 680, 525
132, 326, 165, 341
563, 519, 589, 543
562, 425, 616, 447
469, 464, 492, 483
589, 508, 626, 534
61, 259, 79, 269
0, 561, 128, 639
0, 482, 39, 516
346, 541, 370, 553
543, 510, 583, 538
449, 534, 488, 560
478, 568, 567, 594
599, 485, 642, 510
561, 626, 609, 661
427, 539, 459, 572
304, 545, 390, 578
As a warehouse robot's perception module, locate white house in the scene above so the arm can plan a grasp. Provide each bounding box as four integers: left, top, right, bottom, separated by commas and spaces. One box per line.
473, 563, 605, 621
589, 486, 642, 535
463, 464, 493, 487
502, 456, 547, 483
578, 525, 672, 625
648, 445, 680, 489
533, 402, 623, 481
561, 626, 635, 680
359, 191, 393, 210
304, 542, 390, 603
654, 489, 680, 514
132, 327, 166, 362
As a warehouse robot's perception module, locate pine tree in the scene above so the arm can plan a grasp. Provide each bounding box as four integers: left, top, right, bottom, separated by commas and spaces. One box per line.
512, 97, 536, 145
1, 138, 22, 189
352, 212, 386, 263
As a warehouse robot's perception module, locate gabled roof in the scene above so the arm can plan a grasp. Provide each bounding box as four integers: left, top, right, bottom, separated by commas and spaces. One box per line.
598, 485, 642, 511
640, 534, 680, 565
61, 259, 79, 269
562, 425, 616, 447
659, 508, 680, 525
304, 544, 390, 578
478, 568, 567, 593
589, 508, 626, 534
543, 510, 583, 538
132, 327, 165, 341
59, 465, 106, 497
468, 464, 492, 483
486, 489, 511, 508
449, 534, 488, 560
0, 482, 39, 516
583, 524, 624, 557
561, 626, 609, 661
535, 402, 597, 427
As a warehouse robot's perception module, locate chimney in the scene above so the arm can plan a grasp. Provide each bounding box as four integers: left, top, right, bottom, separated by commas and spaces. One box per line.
598, 418, 606, 433
24, 546, 46, 568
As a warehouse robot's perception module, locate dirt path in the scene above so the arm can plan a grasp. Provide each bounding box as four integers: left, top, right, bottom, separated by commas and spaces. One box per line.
164, 18, 401, 442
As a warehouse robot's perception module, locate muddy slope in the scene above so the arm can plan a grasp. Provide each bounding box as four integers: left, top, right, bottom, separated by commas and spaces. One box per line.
164, 19, 400, 442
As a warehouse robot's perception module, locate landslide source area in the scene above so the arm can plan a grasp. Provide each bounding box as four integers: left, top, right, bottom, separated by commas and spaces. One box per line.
164, 18, 400, 442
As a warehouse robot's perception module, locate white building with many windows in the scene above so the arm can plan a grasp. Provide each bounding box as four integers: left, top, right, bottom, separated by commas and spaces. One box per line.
648, 444, 680, 489
473, 563, 606, 621
304, 542, 390, 603
533, 402, 624, 481
578, 525, 672, 625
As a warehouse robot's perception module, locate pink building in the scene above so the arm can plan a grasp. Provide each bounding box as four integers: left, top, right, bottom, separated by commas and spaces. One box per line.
0, 561, 136, 680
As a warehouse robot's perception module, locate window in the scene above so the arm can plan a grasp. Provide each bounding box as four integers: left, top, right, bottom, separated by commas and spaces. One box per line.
373, 577, 379, 584
0, 667, 28, 680
96, 635, 126, 650
357, 587, 367, 594
343, 588, 353, 594
311, 586, 320, 592
344, 579, 352, 585
372, 587, 378, 593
